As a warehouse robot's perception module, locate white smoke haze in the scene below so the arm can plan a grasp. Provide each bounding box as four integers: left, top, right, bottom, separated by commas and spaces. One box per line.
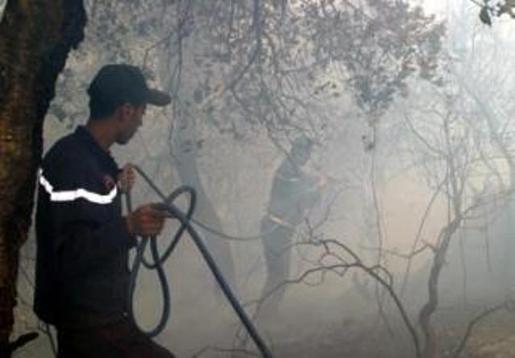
10, 0, 515, 357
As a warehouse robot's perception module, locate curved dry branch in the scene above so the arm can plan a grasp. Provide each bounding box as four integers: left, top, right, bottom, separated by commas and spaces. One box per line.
452, 303, 508, 358
400, 176, 447, 296
245, 239, 421, 357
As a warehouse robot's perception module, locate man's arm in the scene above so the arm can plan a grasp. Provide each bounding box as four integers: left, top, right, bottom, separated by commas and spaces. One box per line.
45, 192, 165, 276
54, 202, 167, 278
57, 215, 135, 277
41, 161, 167, 278
39, 154, 136, 275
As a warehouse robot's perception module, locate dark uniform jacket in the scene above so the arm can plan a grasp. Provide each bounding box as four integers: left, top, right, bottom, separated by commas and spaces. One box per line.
34, 126, 136, 326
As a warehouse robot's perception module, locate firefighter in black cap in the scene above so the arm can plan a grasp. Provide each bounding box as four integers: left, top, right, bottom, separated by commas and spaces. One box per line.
35, 64, 174, 357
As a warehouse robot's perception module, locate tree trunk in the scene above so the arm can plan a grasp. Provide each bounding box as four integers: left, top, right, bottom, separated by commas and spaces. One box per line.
172, 112, 236, 289
0, 0, 86, 351
155, 6, 237, 290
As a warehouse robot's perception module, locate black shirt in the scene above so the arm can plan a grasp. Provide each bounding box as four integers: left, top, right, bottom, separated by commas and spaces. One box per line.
34, 126, 136, 325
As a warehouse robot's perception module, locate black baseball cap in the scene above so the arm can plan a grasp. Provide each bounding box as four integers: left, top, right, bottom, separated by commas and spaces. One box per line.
88, 64, 171, 107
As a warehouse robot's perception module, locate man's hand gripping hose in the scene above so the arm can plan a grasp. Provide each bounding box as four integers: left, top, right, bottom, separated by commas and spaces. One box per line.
125, 165, 273, 358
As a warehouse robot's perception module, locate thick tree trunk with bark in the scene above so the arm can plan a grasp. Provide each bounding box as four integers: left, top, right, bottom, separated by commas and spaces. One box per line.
0, 0, 86, 352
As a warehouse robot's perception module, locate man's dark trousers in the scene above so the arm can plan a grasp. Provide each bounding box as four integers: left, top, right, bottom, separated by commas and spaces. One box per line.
57, 317, 174, 358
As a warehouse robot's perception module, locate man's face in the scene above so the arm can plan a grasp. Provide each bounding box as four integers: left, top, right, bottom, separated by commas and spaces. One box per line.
116, 103, 146, 145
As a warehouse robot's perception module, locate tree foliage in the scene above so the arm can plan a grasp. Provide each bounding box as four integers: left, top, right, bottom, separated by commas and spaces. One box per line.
50, 0, 444, 145
479, 0, 515, 25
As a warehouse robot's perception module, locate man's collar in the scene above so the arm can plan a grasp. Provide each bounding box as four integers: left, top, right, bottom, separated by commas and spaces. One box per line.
74, 126, 119, 173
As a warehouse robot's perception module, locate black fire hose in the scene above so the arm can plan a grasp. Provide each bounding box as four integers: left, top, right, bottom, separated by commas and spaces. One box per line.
126, 165, 273, 358
126, 186, 194, 338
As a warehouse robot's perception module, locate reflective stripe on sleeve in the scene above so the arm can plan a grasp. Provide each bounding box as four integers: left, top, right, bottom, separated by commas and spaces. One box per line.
39, 170, 118, 205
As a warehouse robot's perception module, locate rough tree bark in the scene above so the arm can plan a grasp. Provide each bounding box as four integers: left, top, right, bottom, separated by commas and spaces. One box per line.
0, 0, 86, 352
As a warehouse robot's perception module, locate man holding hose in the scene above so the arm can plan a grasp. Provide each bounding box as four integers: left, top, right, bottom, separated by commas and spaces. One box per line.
35, 64, 174, 358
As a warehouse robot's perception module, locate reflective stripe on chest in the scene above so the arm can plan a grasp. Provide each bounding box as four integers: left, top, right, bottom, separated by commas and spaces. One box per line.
39, 169, 118, 204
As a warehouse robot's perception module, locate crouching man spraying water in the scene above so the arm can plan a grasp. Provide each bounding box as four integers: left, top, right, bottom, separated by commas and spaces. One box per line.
34, 64, 174, 358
